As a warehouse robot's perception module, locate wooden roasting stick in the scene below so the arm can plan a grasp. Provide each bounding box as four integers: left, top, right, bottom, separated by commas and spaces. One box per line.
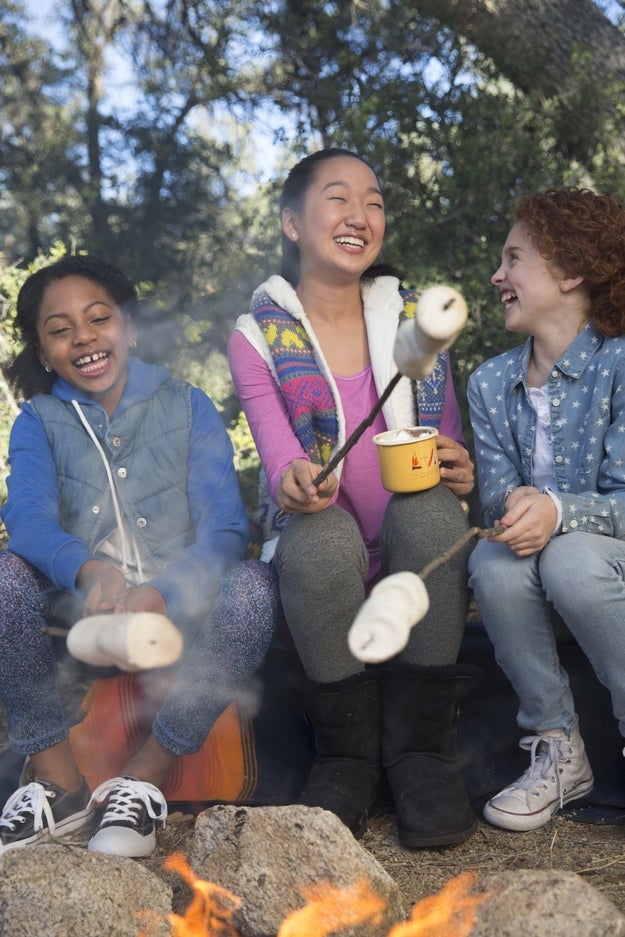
348, 523, 506, 664
313, 285, 468, 489
418, 524, 506, 580
312, 371, 402, 488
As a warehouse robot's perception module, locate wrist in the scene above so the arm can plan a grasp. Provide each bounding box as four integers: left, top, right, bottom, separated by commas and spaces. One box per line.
75, 558, 103, 590
543, 486, 562, 535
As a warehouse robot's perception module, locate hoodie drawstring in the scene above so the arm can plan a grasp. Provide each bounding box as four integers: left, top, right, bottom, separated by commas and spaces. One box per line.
71, 400, 144, 582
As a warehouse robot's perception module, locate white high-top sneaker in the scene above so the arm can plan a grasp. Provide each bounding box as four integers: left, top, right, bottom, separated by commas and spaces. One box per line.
483, 722, 594, 831
66, 612, 183, 672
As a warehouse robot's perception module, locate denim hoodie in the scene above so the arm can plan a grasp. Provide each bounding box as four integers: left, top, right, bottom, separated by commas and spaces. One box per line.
2, 358, 249, 620
468, 323, 625, 539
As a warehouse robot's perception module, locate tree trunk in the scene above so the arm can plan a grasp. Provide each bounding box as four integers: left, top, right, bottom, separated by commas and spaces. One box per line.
413, 0, 625, 161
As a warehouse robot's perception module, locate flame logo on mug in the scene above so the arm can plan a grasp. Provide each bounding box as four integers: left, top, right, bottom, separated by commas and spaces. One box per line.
411, 448, 436, 471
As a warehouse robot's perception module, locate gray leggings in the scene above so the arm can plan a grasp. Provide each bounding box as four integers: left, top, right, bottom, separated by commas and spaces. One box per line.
273, 486, 472, 681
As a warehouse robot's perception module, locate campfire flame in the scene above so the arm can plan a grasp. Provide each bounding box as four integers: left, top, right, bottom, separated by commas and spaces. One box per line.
387, 871, 486, 936
277, 878, 386, 936
139, 856, 487, 937
139, 852, 242, 937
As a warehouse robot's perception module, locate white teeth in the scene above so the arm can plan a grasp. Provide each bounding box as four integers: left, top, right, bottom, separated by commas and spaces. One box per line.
76, 352, 107, 367
501, 291, 517, 306
335, 236, 365, 248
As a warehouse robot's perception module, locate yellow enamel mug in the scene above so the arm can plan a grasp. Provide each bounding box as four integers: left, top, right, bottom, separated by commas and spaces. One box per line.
373, 426, 440, 493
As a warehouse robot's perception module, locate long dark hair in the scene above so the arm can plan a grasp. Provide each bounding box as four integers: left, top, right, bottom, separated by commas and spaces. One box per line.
5, 255, 138, 400
279, 148, 387, 286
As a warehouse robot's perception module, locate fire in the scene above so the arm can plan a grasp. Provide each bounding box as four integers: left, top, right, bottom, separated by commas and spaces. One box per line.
139, 856, 487, 937
277, 879, 386, 936
139, 851, 242, 937
387, 871, 486, 937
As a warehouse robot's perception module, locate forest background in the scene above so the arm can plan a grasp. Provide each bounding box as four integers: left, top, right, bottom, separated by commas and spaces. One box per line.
2, 0, 625, 513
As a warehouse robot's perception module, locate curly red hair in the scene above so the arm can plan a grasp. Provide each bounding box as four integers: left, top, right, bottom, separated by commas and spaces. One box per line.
515, 187, 625, 337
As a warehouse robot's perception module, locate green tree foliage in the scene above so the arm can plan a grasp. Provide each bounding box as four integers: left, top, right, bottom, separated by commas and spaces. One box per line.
0, 3, 84, 258
0, 244, 71, 507
1, 0, 277, 303
1, 0, 625, 491
257, 0, 625, 438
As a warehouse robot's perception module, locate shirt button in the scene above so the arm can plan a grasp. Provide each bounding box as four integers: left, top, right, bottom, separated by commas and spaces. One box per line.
555, 456, 563, 464
569, 519, 578, 529
552, 399, 560, 407
551, 370, 558, 378
92, 505, 100, 514
117, 467, 127, 478
136, 517, 147, 528
111, 437, 121, 447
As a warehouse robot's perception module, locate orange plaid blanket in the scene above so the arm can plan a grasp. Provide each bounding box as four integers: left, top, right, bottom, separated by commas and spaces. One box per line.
69, 671, 258, 803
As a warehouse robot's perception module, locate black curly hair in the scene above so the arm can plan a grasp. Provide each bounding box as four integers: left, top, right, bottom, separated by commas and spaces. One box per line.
5, 255, 138, 400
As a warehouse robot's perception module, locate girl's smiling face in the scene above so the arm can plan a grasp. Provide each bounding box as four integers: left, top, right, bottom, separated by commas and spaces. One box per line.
491, 221, 589, 339
36, 275, 136, 415
282, 154, 386, 285
491, 222, 569, 335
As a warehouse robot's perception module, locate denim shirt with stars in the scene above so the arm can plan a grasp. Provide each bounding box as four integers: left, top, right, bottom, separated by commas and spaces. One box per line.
467, 323, 625, 538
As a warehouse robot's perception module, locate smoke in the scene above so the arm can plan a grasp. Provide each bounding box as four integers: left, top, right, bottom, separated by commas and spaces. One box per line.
134, 300, 183, 366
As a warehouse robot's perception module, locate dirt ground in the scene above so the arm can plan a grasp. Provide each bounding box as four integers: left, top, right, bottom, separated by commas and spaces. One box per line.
361, 810, 625, 916
142, 802, 625, 918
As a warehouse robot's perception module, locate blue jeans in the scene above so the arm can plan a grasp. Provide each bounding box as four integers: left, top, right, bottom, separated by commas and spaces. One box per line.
468, 532, 625, 737
0, 551, 277, 757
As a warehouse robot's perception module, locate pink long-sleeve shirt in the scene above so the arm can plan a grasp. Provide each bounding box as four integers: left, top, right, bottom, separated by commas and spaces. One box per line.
228, 328, 464, 585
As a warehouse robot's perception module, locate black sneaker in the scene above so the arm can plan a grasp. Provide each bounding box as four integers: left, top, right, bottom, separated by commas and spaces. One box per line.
87, 775, 167, 857
0, 778, 94, 853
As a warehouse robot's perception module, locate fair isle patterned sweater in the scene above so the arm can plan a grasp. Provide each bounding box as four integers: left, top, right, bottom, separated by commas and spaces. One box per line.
233, 275, 459, 555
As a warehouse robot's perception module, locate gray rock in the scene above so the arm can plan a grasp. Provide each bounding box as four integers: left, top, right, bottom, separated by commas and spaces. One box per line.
187, 803, 405, 936
471, 869, 625, 936
2, 816, 625, 937
0, 844, 172, 937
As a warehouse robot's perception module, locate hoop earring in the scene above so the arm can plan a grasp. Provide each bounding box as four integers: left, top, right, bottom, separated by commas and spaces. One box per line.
130, 339, 137, 349
43, 364, 52, 373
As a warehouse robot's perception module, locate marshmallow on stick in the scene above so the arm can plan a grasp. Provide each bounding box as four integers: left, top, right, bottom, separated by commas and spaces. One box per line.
348, 572, 430, 664
394, 285, 468, 380
67, 611, 184, 672
348, 526, 506, 664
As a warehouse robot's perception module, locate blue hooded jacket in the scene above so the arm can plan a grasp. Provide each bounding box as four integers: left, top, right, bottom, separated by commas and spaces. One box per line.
2, 357, 249, 621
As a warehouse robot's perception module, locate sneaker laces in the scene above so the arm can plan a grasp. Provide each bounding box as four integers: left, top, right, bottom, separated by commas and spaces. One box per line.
0, 782, 56, 835
516, 733, 569, 808
89, 776, 167, 827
